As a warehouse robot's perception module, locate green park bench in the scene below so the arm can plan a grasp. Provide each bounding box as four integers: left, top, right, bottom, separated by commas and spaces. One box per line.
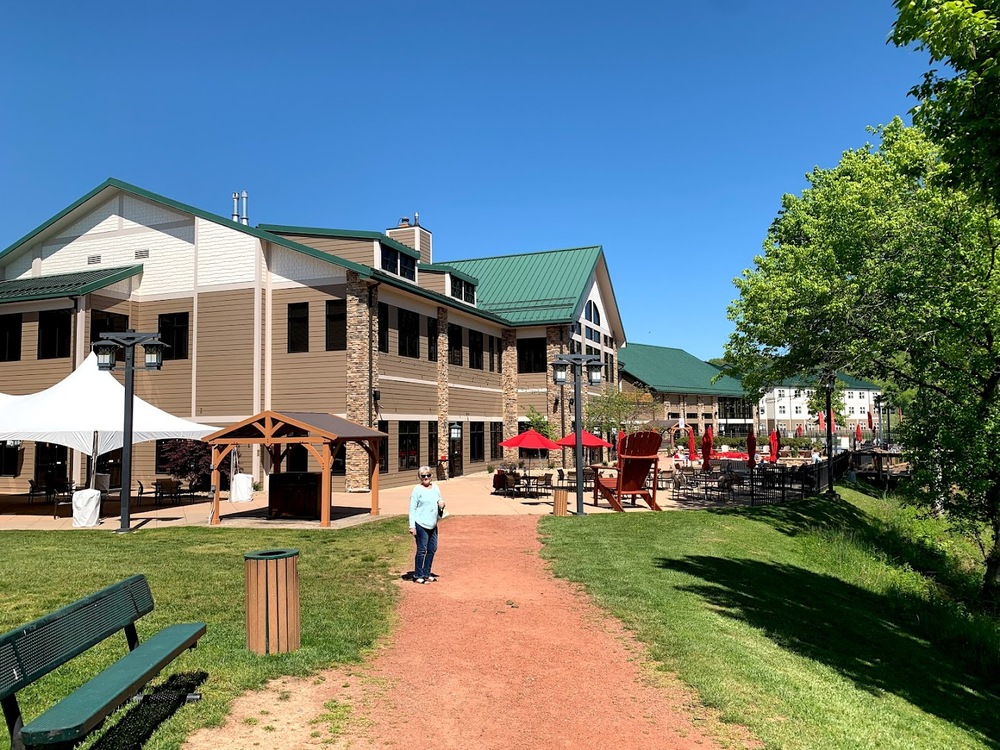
0, 574, 206, 750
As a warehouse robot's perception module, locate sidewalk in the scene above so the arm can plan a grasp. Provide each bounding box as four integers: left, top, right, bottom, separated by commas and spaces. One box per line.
0, 472, 735, 532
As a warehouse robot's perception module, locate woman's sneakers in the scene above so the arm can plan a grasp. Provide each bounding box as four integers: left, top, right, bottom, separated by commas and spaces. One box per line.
426, 574, 439, 582
413, 577, 427, 584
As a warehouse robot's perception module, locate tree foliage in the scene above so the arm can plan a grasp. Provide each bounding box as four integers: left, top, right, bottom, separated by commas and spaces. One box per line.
584, 385, 655, 437
892, 0, 1000, 203
725, 120, 1000, 605
157, 439, 229, 489
524, 405, 554, 439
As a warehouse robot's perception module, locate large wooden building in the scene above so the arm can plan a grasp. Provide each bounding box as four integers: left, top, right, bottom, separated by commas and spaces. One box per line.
0, 179, 625, 492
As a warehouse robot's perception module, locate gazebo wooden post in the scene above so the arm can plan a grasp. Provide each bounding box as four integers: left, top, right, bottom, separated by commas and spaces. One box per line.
210, 445, 222, 525
320, 442, 332, 528
371, 440, 380, 516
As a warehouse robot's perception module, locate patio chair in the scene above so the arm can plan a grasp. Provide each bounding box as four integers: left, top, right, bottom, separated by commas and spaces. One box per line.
538, 473, 554, 497
27, 479, 40, 504
503, 473, 521, 498
594, 430, 663, 512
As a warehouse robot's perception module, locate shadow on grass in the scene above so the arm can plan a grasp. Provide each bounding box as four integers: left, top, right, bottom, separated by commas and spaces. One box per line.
657, 555, 1000, 746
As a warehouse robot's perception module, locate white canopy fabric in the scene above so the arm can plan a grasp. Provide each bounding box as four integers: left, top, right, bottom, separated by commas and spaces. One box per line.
0, 353, 216, 456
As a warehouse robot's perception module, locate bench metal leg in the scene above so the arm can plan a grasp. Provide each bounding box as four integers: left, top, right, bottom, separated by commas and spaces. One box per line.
3, 695, 25, 750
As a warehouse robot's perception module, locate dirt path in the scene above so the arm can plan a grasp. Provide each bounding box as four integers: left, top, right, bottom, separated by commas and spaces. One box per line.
185, 517, 753, 749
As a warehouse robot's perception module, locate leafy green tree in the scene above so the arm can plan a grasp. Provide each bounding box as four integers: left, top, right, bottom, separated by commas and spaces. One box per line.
892, 0, 1000, 203
524, 405, 554, 439
725, 120, 1000, 606
584, 385, 655, 438
804, 380, 846, 427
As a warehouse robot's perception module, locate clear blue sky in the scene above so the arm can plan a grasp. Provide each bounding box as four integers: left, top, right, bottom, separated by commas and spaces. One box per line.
1, 1, 930, 360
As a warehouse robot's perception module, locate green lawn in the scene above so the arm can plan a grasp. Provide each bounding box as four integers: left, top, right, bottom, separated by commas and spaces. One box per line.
0, 518, 411, 750
539, 486, 1000, 750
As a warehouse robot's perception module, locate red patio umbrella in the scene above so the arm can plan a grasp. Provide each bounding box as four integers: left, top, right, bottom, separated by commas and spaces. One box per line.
687, 427, 696, 461
795, 424, 803, 437
555, 430, 613, 449
746, 430, 757, 469
867, 409, 874, 429
701, 430, 712, 471
769, 429, 779, 463
855, 423, 863, 443
498, 428, 561, 473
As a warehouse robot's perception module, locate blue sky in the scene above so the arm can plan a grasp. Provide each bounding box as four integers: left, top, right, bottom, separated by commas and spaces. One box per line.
1, 1, 931, 360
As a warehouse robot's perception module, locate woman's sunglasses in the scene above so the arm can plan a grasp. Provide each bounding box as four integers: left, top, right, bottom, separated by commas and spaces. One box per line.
419, 474, 432, 479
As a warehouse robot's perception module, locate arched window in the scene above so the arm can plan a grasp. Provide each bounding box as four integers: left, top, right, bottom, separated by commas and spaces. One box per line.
585, 301, 601, 325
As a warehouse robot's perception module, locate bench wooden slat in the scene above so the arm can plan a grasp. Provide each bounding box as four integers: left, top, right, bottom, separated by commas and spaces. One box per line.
20, 622, 205, 746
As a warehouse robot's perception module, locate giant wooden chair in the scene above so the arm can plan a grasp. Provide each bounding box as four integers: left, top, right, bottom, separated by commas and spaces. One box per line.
595, 430, 663, 512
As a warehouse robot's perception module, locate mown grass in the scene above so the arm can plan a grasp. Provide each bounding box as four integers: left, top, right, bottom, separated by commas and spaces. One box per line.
539, 485, 1000, 750
0, 518, 411, 750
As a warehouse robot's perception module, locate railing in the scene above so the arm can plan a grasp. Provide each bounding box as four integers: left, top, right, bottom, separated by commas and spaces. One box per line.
747, 452, 851, 506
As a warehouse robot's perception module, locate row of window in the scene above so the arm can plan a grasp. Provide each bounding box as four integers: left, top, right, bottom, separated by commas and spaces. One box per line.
774, 389, 876, 401
768, 404, 869, 416
0, 311, 189, 362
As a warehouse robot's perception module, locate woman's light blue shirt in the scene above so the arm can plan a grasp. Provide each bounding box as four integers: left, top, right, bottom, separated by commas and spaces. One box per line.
409, 483, 442, 530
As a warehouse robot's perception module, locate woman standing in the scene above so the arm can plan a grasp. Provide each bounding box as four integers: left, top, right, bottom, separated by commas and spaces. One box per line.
409, 465, 446, 584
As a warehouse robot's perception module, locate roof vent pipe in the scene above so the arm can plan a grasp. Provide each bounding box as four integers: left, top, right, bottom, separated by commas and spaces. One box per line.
241, 191, 249, 225
231, 192, 240, 222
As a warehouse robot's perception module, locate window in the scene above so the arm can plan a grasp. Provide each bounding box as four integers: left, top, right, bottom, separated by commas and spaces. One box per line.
795, 406, 802, 415
778, 406, 786, 415
470, 422, 485, 462
490, 422, 503, 460
427, 317, 438, 361
777, 389, 786, 399
468, 330, 483, 369
488, 335, 497, 372
287, 303, 309, 353
398, 308, 419, 358
381, 246, 399, 274
0, 313, 22, 362
332, 443, 346, 475
398, 421, 420, 471
38, 309, 71, 359
90, 311, 128, 363
516, 338, 547, 373
158, 312, 189, 360
847, 391, 855, 400
585, 300, 601, 325
325, 300, 347, 351
848, 406, 856, 415
286, 444, 308, 472
0, 441, 17, 476
378, 420, 389, 473
428, 421, 439, 466
604, 352, 615, 383
399, 254, 416, 281
859, 405, 867, 414
378, 303, 389, 353
448, 324, 463, 366
451, 277, 475, 304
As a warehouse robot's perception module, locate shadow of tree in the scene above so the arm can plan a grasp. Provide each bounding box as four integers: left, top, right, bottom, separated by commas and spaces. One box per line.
656, 555, 1000, 745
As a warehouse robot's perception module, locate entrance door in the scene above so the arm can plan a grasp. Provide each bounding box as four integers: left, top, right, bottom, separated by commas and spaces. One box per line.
35, 442, 68, 490
448, 423, 463, 478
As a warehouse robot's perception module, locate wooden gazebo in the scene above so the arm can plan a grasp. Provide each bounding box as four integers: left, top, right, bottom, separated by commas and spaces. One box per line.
203, 411, 386, 527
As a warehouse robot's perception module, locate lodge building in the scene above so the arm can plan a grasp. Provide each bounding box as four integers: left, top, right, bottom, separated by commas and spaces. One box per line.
0, 179, 624, 493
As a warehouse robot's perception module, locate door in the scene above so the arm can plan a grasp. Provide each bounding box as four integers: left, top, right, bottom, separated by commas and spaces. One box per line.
448, 423, 463, 478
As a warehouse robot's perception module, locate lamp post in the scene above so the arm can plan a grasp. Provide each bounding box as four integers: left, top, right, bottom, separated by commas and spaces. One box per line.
823, 372, 838, 498
92, 330, 165, 533
552, 353, 602, 515
874, 394, 885, 448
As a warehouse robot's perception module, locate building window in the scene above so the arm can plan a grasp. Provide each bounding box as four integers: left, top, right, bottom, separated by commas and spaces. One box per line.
427, 317, 438, 361
91, 311, 129, 363
448, 324, 463, 366
778, 406, 786, 415
516, 338, 547, 373
585, 300, 601, 325
378, 420, 389, 473
400, 254, 416, 281
604, 352, 615, 384
859, 405, 867, 414
158, 312, 189, 360
398, 421, 420, 471
488, 335, 497, 372
777, 389, 785, 399
490, 422, 503, 460
849, 406, 856, 415
287, 303, 309, 353
428, 421, 438, 466
469, 330, 483, 370
0, 313, 21, 362
381, 246, 398, 275
286, 444, 308, 472
378, 303, 389, 353
470, 422, 485, 462
451, 277, 476, 304
0, 442, 18, 476
38, 309, 71, 359
847, 391, 855, 400
398, 308, 420, 358
332, 443, 346, 475
325, 300, 347, 351
795, 406, 802, 415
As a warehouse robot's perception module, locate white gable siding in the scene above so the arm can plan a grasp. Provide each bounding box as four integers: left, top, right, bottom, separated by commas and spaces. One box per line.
196, 218, 258, 285
55, 197, 119, 239
121, 194, 188, 229
4, 247, 35, 280
269, 245, 347, 285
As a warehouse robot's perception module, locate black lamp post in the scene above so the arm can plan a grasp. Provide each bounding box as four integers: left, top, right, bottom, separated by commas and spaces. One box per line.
93, 330, 165, 533
873, 394, 885, 448
823, 372, 838, 498
552, 353, 602, 515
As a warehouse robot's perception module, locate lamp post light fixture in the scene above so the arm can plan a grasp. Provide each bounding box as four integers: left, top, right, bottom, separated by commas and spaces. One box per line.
552, 353, 602, 515
93, 330, 166, 533
873, 394, 885, 448
823, 372, 838, 498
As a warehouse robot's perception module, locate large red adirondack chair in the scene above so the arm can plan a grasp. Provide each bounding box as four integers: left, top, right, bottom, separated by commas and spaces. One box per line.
595, 430, 663, 512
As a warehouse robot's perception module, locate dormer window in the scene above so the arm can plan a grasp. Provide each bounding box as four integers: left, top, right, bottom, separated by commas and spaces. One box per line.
451, 277, 475, 304
399, 254, 415, 281
381, 246, 399, 274
380, 244, 417, 281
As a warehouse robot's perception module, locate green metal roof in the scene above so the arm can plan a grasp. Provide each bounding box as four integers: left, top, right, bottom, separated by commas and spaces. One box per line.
775, 373, 881, 390
257, 224, 420, 260
444, 246, 603, 325
618, 343, 746, 397
0, 266, 144, 304
418, 262, 479, 284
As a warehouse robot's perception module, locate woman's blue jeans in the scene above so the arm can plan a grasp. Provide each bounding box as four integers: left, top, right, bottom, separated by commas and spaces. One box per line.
414, 524, 438, 579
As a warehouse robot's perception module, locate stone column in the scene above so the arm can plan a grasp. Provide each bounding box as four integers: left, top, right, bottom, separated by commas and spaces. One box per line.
346, 273, 377, 490
436, 307, 449, 466
501, 328, 518, 464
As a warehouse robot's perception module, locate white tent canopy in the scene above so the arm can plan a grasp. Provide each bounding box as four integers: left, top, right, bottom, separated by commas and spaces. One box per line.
0, 353, 216, 456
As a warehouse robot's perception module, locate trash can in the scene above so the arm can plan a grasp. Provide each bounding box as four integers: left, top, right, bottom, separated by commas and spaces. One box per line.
245, 548, 300, 654
552, 487, 568, 516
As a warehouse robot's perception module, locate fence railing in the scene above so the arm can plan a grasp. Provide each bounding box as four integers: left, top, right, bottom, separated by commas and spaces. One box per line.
745, 452, 851, 506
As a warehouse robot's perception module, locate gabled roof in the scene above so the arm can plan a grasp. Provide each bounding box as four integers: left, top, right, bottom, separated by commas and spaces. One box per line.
443, 246, 604, 325
257, 224, 420, 260
618, 343, 746, 397
0, 266, 143, 304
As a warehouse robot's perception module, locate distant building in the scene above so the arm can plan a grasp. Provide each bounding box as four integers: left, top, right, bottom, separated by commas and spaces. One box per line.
758, 374, 881, 436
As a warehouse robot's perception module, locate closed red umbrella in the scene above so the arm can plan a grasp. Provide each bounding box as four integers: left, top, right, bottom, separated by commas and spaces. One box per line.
796, 424, 803, 437
701, 430, 712, 471
769, 429, 779, 463
830, 409, 836, 431
867, 409, 874, 429
687, 428, 696, 461
855, 423, 863, 443
746, 430, 757, 469
817, 410, 826, 431
555, 430, 613, 448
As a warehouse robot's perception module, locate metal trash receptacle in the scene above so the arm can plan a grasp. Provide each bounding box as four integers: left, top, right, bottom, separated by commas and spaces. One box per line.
552, 487, 568, 516
245, 548, 300, 654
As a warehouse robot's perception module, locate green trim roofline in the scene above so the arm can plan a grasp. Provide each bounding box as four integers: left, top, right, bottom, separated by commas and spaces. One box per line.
418, 263, 479, 285
0, 266, 144, 304
258, 224, 420, 260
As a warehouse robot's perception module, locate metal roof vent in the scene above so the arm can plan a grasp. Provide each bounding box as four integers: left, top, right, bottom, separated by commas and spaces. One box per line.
135, 249, 150, 260
87, 255, 101, 265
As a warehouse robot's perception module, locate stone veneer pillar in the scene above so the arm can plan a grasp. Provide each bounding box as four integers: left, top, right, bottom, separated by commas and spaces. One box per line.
345, 273, 377, 490
501, 328, 518, 464
436, 307, 449, 467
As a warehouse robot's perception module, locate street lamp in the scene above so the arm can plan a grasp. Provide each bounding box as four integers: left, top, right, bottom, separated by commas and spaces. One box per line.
93, 330, 165, 533
873, 394, 885, 448
823, 372, 838, 498
552, 353, 602, 515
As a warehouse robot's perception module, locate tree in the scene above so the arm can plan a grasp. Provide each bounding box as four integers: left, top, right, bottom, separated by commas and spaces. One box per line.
892, 0, 1000, 204
524, 405, 554, 439
804, 379, 846, 427
157, 439, 228, 489
725, 120, 1000, 606
584, 386, 655, 437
